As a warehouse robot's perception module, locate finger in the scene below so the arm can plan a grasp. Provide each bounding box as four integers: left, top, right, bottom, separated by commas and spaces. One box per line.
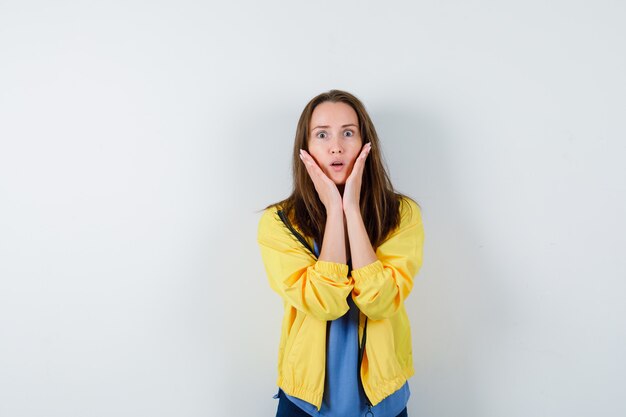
299, 150, 321, 174
350, 144, 370, 177
358, 142, 372, 160
300, 149, 315, 165
352, 143, 371, 171
346, 143, 371, 183
299, 153, 318, 181
300, 150, 328, 177
300, 150, 332, 183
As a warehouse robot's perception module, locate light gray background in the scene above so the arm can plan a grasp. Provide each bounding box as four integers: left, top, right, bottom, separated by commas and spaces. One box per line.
1, 1, 625, 416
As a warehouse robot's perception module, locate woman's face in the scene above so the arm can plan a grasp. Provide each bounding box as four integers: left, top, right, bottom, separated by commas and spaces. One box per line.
307, 101, 364, 185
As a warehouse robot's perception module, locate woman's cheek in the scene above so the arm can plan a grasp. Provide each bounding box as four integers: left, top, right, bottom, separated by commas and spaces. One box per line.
345, 162, 355, 178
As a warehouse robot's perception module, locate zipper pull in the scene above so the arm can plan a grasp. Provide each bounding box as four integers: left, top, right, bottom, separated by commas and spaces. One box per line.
365, 405, 374, 417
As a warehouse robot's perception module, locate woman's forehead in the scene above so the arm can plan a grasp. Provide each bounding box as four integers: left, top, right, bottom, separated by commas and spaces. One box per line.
310, 101, 358, 127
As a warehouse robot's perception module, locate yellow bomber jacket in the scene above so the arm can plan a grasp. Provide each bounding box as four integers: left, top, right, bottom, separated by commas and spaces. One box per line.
257, 197, 424, 410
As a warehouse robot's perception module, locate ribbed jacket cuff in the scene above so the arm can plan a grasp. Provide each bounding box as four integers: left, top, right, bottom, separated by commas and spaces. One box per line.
351, 259, 384, 281
314, 260, 349, 279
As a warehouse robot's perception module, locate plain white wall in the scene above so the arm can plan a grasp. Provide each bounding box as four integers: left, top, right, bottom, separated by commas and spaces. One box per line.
1, 1, 624, 416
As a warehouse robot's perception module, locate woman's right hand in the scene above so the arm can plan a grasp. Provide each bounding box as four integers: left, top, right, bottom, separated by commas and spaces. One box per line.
300, 149, 343, 212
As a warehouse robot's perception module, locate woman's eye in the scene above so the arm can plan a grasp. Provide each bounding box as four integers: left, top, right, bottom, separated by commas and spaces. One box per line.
317, 132, 327, 139
344, 130, 354, 137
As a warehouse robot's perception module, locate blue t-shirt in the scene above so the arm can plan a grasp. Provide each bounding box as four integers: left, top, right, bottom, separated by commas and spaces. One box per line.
281, 240, 410, 417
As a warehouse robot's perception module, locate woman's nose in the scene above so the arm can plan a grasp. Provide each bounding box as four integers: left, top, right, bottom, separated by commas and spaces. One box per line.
330, 139, 343, 154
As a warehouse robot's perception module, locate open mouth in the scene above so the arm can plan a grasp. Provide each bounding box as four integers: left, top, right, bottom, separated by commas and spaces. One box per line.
330, 161, 344, 171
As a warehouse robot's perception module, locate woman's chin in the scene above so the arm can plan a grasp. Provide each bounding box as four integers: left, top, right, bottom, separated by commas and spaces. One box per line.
330, 172, 350, 186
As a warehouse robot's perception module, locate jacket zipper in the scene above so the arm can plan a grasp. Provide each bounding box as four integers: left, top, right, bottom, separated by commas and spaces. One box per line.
277, 209, 374, 415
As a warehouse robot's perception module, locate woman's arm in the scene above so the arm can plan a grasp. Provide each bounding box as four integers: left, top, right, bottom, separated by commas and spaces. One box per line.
348, 198, 425, 320
258, 208, 353, 321
341, 141, 377, 268
260, 149, 355, 321
341, 143, 424, 319
344, 206, 377, 269
299, 148, 348, 265
318, 206, 347, 264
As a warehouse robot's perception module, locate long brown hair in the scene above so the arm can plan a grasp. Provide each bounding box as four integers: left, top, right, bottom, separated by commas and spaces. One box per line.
267, 89, 416, 250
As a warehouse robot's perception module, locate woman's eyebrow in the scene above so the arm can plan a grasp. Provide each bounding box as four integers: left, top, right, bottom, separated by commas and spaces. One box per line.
311, 123, 358, 130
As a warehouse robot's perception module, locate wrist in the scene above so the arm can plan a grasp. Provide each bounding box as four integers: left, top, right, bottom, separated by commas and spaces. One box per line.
343, 204, 360, 217
326, 204, 344, 218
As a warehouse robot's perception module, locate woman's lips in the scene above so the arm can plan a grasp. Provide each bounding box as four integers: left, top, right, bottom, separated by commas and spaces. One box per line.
331, 163, 344, 172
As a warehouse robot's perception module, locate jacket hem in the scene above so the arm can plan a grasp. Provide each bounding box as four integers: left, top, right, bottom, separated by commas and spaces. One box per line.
277, 376, 323, 411
366, 365, 415, 406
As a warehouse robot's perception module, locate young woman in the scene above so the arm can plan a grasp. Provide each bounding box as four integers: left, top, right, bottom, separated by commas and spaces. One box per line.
257, 90, 424, 417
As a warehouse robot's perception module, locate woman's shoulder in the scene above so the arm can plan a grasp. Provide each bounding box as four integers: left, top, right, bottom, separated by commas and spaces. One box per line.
257, 205, 289, 247
257, 203, 301, 237
397, 195, 422, 225
258, 204, 282, 229
376, 195, 423, 249
257, 204, 315, 253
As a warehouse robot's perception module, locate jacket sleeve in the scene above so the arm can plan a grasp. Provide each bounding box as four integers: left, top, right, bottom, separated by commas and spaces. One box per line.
257, 207, 354, 321
351, 198, 424, 320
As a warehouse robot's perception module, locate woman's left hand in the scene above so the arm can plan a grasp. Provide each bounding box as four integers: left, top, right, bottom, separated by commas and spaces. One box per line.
342, 142, 371, 213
